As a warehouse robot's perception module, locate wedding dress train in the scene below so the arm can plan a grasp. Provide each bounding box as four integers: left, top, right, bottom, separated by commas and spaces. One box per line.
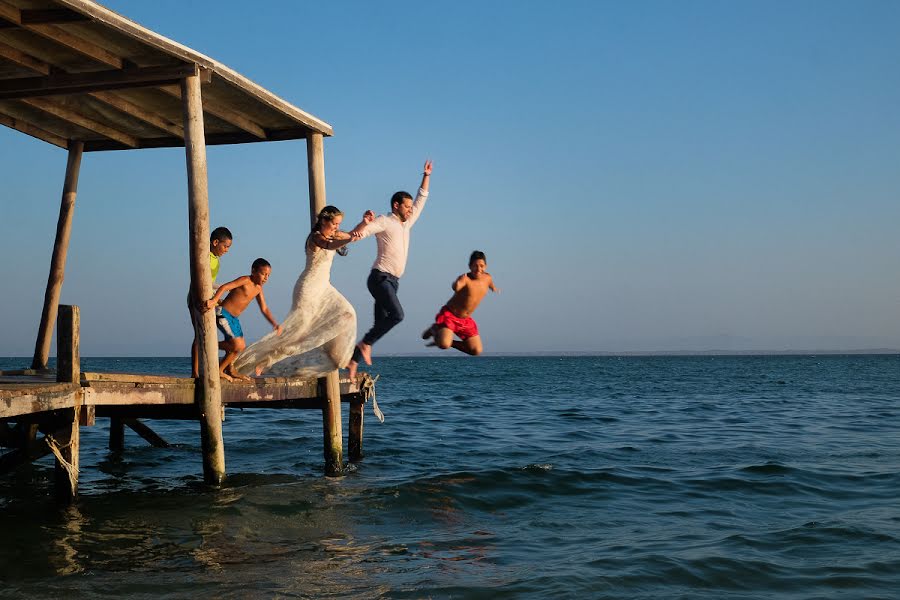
234, 243, 355, 378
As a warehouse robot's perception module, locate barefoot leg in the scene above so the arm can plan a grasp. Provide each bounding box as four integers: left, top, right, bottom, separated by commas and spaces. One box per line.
452, 335, 483, 356
357, 342, 373, 366
347, 360, 358, 381
432, 326, 454, 350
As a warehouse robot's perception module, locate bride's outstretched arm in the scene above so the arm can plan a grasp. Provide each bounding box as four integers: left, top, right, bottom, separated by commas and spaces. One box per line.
311, 230, 354, 251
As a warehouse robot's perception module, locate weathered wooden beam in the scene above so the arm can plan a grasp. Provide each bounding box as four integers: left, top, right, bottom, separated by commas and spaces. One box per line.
97, 405, 199, 421
0, 40, 51, 75
160, 84, 266, 139
0, 1, 121, 69
0, 64, 200, 100
182, 72, 225, 485
122, 418, 170, 448
20, 8, 90, 25
21, 97, 139, 147
32, 144, 82, 370
89, 90, 184, 137
0, 110, 68, 148
56, 305, 80, 384
0, 384, 79, 419
82, 127, 312, 151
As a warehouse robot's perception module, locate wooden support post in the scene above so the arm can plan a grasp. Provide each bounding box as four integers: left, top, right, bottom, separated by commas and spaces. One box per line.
181, 71, 225, 485
307, 132, 343, 476
109, 417, 124, 451
320, 373, 343, 475
56, 305, 79, 383
32, 142, 83, 370
53, 304, 80, 501
349, 402, 364, 462
52, 407, 79, 503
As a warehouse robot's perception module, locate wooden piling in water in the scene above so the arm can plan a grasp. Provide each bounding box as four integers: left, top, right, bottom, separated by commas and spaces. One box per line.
32, 142, 83, 371
181, 72, 225, 485
307, 132, 343, 476
53, 305, 80, 502
109, 417, 125, 451
349, 402, 364, 462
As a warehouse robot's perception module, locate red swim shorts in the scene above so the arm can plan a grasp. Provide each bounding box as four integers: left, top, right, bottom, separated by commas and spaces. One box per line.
434, 306, 479, 340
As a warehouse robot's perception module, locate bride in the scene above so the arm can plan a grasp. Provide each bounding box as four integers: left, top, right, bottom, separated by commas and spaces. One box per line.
234, 205, 371, 378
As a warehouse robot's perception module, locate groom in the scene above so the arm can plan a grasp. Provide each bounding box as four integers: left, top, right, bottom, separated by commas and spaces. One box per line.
348, 160, 433, 378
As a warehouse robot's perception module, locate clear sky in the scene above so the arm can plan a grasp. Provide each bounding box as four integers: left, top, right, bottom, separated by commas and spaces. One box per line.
2, 0, 899, 356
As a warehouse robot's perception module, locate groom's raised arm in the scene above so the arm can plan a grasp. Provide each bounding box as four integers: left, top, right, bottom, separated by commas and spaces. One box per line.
408, 159, 433, 226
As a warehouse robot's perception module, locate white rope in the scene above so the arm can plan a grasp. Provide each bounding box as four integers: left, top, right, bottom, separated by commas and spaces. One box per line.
46, 433, 79, 495
360, 373, 384, 423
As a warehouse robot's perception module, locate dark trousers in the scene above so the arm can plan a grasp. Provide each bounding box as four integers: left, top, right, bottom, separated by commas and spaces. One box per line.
353, 269, 403, 362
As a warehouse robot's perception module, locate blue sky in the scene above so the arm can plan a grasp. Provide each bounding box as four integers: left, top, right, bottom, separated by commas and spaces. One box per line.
2, 0, 899, 356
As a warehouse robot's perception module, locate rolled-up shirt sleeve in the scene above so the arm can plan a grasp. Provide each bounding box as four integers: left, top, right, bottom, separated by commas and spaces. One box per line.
406, 187, 429, 227
357, 215, 388, 239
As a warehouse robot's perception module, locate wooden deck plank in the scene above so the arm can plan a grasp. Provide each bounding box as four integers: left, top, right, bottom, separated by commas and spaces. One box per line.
1, 372, 367, 418
0, 384, 80, 419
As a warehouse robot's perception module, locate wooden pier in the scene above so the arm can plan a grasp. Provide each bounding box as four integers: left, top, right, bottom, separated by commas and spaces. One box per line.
1, 0, 375, 500
1, 305, 374, 501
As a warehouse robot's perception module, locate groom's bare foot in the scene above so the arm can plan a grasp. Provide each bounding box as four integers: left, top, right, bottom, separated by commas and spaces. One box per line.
347, 360, 358, 381
357, 342, 372, 366
219, 370, 234, 382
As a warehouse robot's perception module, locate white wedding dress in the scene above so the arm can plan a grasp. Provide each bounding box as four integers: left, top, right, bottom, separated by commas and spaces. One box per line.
233, 242, 356, 378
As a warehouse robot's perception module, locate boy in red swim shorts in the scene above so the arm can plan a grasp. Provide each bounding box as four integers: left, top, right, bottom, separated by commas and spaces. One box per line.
422, 250, 499, 356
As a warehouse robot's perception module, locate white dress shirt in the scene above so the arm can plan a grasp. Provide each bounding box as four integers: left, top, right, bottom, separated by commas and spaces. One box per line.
359, 187, 428, 278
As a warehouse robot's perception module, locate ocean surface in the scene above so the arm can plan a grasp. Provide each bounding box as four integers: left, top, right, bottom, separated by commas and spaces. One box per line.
1, 355, 898, 599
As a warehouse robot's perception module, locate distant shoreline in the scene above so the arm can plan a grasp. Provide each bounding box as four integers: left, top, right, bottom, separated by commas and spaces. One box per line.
4, 350, 898, 360
389, 349, 900, 357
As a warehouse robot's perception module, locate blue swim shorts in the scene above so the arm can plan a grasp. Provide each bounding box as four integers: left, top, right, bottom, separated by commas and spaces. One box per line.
215, 306, 243, 340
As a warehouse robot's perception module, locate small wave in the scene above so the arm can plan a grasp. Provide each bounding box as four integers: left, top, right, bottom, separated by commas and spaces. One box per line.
739, 462, 793, 475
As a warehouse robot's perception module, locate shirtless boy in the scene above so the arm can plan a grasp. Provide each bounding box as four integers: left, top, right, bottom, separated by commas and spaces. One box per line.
422, 250, 499, 356
205, 258, 282, 381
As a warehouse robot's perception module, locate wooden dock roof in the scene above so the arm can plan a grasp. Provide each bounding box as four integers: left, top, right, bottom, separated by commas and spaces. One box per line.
0, 0, 333, 151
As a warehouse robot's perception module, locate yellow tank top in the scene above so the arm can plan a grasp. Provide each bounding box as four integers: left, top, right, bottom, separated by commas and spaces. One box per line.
210, 252, 220, 283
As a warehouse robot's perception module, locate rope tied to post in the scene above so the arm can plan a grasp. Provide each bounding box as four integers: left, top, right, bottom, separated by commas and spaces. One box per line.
46, 433, 79, 496
359, 373, 383, 423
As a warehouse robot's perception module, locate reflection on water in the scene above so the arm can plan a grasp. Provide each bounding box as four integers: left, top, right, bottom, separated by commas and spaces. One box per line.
49, 505, 87, 576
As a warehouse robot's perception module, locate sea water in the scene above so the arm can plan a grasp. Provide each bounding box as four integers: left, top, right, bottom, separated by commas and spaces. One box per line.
1, 355, 898, 599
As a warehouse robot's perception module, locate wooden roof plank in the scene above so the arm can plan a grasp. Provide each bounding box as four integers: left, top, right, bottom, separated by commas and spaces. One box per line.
0, 109, 67, 147
160, 83, 266, 139
20, 8, 90, 25
0, 39, 50, 74
88, 89, 183, 137
0, 0, 122, 69
21, 95, 137, 147
0, 62, 198, 100
82, 127, 310, 151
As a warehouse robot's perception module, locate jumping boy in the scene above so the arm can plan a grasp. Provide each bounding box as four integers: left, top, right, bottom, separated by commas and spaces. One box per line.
204, 258, 282, 381
190, 226, 232, 378
422, 250, 499, 356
